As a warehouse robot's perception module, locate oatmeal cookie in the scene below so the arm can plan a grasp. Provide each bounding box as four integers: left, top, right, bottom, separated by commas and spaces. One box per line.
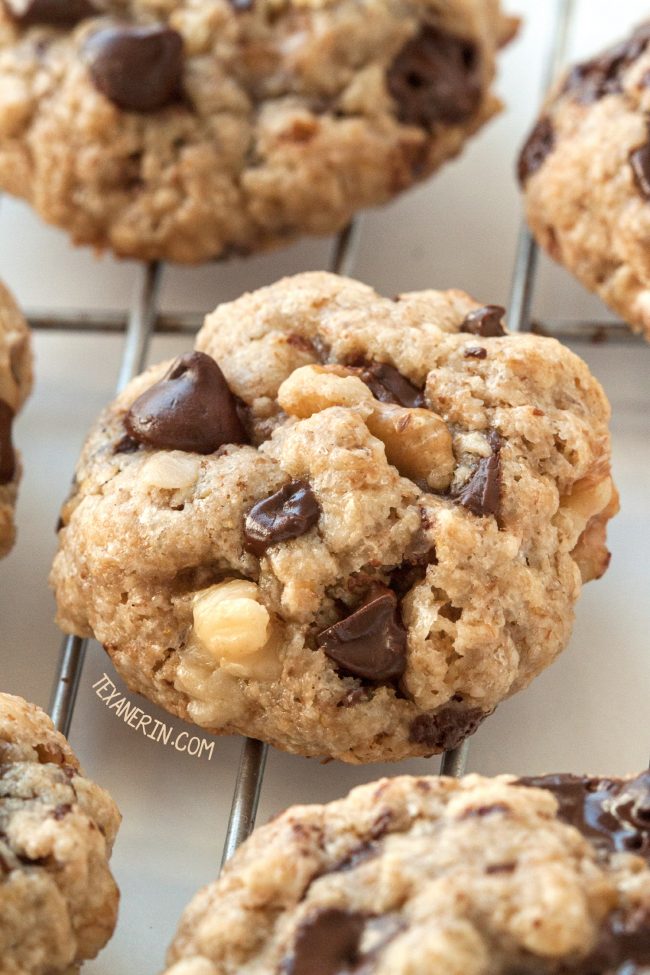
0, 692, 121, 974
50, 272, 616, 763
0, 0, 516, 263
0, 279, 31, 559
519, 20, 650, 339
163, 770, 650, 974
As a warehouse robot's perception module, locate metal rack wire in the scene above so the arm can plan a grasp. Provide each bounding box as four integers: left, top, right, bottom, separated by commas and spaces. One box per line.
37, 0, 630, 875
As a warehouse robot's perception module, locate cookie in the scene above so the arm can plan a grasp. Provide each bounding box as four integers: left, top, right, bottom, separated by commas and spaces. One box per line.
50, 272, 617, 764
0, 692, 121, 974
163, 770, 650, 974
0, 0, 516, 263
519, 20, 650, 340
0, 279, 31, 559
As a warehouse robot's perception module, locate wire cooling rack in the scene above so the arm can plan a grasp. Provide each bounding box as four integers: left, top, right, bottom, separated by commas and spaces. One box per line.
35, 0, 639, 874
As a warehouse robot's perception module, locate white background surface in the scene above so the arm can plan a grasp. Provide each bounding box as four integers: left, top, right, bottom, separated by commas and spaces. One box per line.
1, 1, 649, 972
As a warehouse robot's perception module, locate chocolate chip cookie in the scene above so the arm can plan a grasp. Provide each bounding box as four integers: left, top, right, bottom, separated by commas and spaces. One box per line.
50, 272, 617, 763
0, 279, 31, 559
163, 770, 650, 974
519, 20, 650, 339
0, 691, 121, 974
0, 0, 516, 263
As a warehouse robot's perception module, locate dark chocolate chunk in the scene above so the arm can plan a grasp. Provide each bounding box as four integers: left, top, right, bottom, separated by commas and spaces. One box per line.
460, 305, 506, 337
409, 704, 487, 752
3, 0, 96, 26
517, 771, 650, 862
317, 589, 407, 682
463, 346, 487, 360
562, 24, 650, 105
355, 361, 425, 408
283, 908, 365, 975
387, 26, 482, 128
244, 481, 321, 556
84, 25, 183, 112
125, 351, 247, 453
631, 140, 650, 199
517, 116, 555, 185
454, 435, 502, 519
0, 400, 16, 485
228, 0, 253, 9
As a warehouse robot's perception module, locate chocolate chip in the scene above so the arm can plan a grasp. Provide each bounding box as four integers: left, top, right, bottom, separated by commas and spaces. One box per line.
228, 0, 253, 9
3, 0, 96, 26
454, 436, 502, 520
562, 24, 650, 104
409, 703, 487, 751
517, 771, 650, 862
463, 346, 487, 360
125, 351, 247, 453
517, 116, 555, 185
52, 803, 72, 820
631, 140, 650, 198
84, 25, 183, 112
114, 433, 141, 455
461, 305, 506, 337
387, 26, 482, 128
353, 360, 424, 408
243, 481, 321, 556
0, 400, 16, 485
283, 908, 365, 975
317, 589, 407, 682
461, 803, 511, 819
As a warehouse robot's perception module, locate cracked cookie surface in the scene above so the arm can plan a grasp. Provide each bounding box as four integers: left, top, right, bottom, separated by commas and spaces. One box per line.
0, 280, 31, 559
519, 20, 650, 340
163, 771, 650, 974
0, 0, 515, 263
51, 272, 616, 763
0, 692, 121, 975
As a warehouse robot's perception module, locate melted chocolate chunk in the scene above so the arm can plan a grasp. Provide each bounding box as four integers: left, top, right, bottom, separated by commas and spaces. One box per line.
0, 400, 16, 485
454, 434, 502, 519
464, 346, 487, 360
125, 351, 247, 453
3, 0, 96, 26
283, 908, 365, 975
517, 116, 555, 185
317, 589, 407, 682
84, 25, 183, 112
517, 771, 650, 861
244, 481, 321, 556
409, 704, 487, 752
461, 305, 506, 337
354, 361, 425, 408
387, 26, 482, 128
631, 139, 650, 199
562, 24, 650, 104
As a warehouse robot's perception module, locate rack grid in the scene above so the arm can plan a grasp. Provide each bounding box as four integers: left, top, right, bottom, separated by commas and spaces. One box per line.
34, 0, 630, 875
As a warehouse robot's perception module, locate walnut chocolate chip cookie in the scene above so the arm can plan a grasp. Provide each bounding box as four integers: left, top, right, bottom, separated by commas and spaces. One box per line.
50, 272, 617, 764
0, 279, 31, 559
0, 0, 516, 263
0, 691, 121, 974
519, 20, 650, 340
163, 771, 650, 974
